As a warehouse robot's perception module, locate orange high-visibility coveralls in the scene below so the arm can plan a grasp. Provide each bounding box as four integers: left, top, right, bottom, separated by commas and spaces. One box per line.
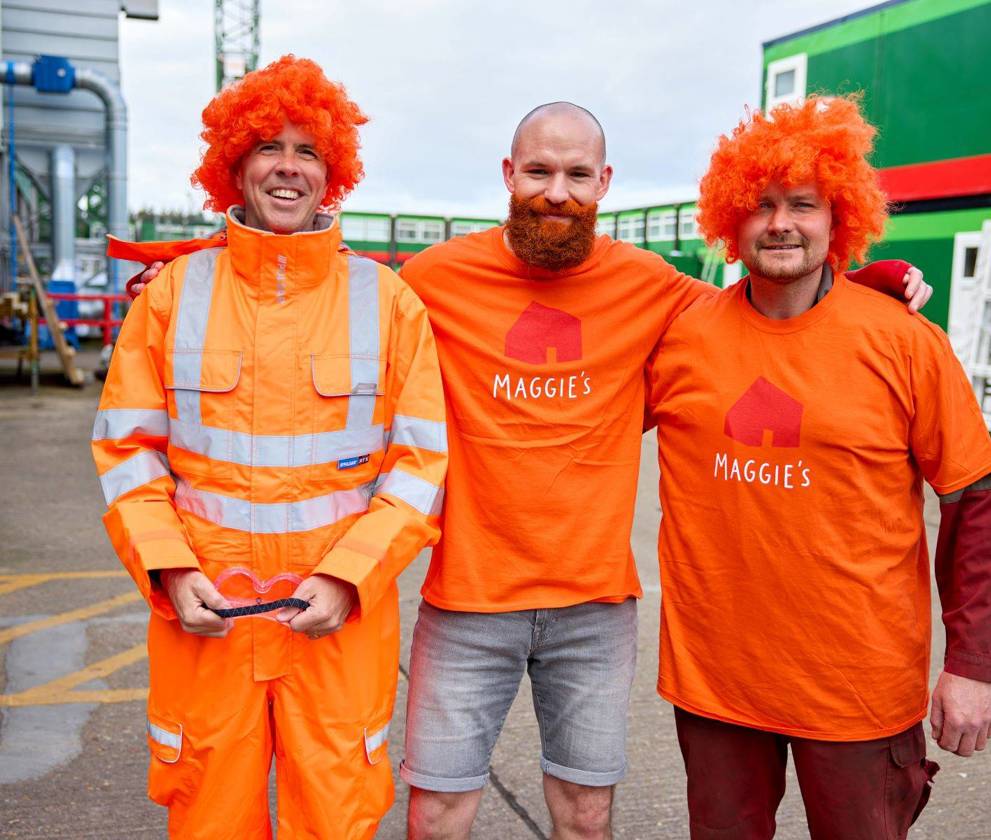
92, 210, 447, 839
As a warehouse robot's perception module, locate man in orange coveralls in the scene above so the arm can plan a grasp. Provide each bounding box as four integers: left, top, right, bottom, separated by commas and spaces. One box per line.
91, 56, 447, 839
126, 102, 931, 839
647, 95, 991, 839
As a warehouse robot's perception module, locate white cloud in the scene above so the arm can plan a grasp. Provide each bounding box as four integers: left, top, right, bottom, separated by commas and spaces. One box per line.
121, 0, 874, 215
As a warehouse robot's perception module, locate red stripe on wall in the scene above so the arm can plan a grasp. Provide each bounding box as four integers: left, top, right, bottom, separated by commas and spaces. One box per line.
351, 249, 392, 264
879, 154, 991, 203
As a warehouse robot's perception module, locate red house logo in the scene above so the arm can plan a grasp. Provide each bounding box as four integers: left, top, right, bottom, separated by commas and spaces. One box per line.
505, 301, 582, 364
724, 377, 803, 447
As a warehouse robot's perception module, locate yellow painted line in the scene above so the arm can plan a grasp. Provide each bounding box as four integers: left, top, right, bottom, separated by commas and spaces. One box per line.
0, 570, 128, 597
0, 575, 49, 597
0, 687, 147, 707
0, 590, 143, 646
21, 643, 147, 698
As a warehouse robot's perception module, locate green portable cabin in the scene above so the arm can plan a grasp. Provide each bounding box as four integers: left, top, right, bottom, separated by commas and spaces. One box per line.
449, 217, 501, 238
338, 211, 393, 265
762, 0, 991, 338
393, 214, 447, 266
597, 203, 738, 286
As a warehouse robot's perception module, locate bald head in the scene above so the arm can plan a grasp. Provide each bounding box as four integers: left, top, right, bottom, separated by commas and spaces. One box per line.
511, 102, 606, 166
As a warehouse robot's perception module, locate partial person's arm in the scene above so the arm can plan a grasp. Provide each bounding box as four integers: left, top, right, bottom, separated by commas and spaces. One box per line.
297, 282, 447, 628
909, 328, 991, 757
932, 475, 991, 755
845, 259, 932, 313
92, 265, 230, 635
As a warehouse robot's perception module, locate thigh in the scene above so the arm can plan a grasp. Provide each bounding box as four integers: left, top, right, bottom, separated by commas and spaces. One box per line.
674, 706, 787, 840
792, 722, 939, 840
528, 599, 637, 787
146, 617, 273, 840
401, 601, 531, 792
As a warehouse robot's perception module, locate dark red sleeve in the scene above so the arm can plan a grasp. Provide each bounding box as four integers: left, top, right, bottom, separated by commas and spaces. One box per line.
935, 479, 991, 682
845, 259, 911, 298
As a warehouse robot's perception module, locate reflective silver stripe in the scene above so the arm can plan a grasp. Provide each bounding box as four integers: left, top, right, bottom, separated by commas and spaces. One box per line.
373, 470, 444, 516
364, 722, 390, 755
389, 415, 448, 453
146, 720, 181, 751
172, 249, 222, 423
101, 450, 170, 505
175, 479, 372, 534
346, 256, 380, 430
169, 418, 384, 468
92, 408, 169, 441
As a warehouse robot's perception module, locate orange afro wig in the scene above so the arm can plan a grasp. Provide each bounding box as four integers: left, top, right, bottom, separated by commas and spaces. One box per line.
697, 95, 887, 271
191, 55, 368, 212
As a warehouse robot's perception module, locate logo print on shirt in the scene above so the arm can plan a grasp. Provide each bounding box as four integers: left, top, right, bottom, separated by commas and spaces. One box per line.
714, 377, 811, 489
505, 301, 582, 364
492, 301, 592, 401
724, 377, 803, 447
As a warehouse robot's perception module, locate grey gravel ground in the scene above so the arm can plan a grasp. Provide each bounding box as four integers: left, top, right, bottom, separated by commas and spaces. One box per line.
1, 348, 989, 838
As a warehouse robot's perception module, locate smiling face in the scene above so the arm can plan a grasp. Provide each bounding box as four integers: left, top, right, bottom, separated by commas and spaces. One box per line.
738, 181, 834, 283
235, 122, 329, 234
501, 106, 612, 269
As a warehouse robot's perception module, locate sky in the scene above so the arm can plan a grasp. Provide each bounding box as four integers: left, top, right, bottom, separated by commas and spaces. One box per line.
120, 0, 877, 219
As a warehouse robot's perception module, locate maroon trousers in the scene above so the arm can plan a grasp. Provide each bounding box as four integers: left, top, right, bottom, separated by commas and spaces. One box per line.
674, 707, 939, 840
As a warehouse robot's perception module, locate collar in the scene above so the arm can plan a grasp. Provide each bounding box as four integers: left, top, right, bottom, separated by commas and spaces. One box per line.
224, 206, 343, 298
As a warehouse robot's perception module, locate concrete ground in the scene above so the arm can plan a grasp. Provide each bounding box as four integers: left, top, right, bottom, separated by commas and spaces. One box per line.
1, 347, 989, 839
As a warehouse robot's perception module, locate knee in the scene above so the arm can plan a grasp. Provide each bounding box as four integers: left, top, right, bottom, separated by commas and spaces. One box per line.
407, 787, 480, 840
546, 779, 613, 839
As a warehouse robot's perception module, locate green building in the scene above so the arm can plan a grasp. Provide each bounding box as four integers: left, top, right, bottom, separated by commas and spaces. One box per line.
595, 202, 733, 285
761, 0, 991, 339
135, 210, 500, 269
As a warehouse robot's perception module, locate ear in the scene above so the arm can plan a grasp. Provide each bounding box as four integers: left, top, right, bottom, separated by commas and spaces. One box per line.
502, 157, 516, 194
595, 164, 614, 202
235, 166, 244, 195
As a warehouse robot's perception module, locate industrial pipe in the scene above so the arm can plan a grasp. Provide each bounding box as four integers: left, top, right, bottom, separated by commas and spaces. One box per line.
50, 144, 75, 282
1, 57, 128, 291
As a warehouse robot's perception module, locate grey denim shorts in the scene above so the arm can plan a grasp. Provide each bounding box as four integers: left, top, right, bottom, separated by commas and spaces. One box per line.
399, 598, 638, 792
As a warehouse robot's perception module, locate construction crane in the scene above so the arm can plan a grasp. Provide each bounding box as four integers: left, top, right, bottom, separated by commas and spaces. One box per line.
214, 0, 260, 91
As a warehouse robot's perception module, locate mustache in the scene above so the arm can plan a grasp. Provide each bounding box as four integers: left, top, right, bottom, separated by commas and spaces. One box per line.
759, 235, 808, 248
518, 195, 587, 219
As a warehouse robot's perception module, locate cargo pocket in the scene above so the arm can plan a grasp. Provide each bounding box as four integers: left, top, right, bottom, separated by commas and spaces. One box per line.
309, 354, 384, 482
363, 718, 391, 766
886, 723, 938, 837
145, 712, 188, 807
165, 349, 242, 479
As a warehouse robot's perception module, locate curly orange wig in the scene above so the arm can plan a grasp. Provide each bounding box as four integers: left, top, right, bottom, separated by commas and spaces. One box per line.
697, 95, 887, 270
191, 55, 368, 212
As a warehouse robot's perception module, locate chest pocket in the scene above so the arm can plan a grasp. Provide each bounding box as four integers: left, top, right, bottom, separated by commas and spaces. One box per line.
165, 349, 242, 478
308, 353, 386, 480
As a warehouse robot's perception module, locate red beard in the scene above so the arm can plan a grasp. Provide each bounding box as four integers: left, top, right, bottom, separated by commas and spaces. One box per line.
504, 194, 599, 271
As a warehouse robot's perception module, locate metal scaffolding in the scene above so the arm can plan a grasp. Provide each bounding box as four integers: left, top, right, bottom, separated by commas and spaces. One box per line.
214, 0, 260, 91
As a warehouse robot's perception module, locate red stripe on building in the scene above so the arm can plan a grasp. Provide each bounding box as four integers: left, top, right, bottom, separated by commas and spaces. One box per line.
879, 154, 991, 203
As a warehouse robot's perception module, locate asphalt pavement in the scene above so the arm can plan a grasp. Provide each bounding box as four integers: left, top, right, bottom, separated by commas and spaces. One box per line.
1, 349, 989, 838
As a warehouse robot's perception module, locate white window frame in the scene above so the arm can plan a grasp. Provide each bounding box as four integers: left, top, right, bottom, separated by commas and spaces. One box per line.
679, 207, 699, 240
616, 215, 645, 243
395, 220, 419, 242
949, 230, 984, 362
647, 210, 677, 242
596, 217, 616, 237
420, 221, 445, 243
765, 53, 807, 110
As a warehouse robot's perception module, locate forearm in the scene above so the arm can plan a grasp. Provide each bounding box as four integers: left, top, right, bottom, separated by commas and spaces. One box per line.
936, 475, 991, 681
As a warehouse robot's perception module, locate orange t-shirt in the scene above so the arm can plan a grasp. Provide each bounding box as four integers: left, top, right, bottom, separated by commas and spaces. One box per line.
402, 226, 712, 612
647, 274, 991, 740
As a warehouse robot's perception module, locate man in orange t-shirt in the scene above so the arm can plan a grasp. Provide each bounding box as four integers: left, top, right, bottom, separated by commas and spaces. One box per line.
648, 95, 991, 838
